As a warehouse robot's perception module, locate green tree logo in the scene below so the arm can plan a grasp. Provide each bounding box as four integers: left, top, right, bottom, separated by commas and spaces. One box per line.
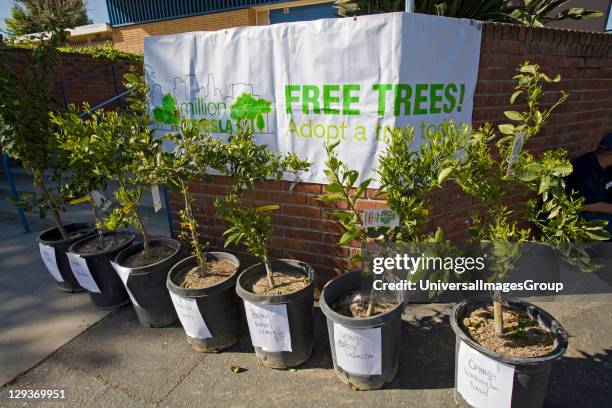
230, 93, 272, 131
153, 93, 180, 125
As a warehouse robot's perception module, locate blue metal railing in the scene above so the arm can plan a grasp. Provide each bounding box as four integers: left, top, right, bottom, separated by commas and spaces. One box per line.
4, 87, 175, 237
2, 155, 30, 233
106, 0, 301, 26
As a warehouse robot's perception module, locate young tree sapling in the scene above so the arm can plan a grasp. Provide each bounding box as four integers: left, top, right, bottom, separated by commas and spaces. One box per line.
0, 21, 72, 239
454, 62, 610, 335
215, 124, 309, 289
53, 72, 162, 261
319, 124, 469, 315
146, 119, 227, 276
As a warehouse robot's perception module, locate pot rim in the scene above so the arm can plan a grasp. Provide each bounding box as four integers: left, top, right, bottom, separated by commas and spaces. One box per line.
113, 237, 181, 274
236, 258, 316, 304
167, 252, 240, 297
68, 231, 136, 258
319, 270, 405, 327
450, 295, 569, 365
37, 222, 94, 245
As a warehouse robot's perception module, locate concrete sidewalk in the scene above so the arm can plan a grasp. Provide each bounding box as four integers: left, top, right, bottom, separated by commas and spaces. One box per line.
0, 217, 108, 386
0, 298, 610, 407
0, 200, 170, 387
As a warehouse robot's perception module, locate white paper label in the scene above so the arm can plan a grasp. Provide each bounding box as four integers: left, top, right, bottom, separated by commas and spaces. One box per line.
506, 131, 525, 176
151, 185, 162, 213
110, 261, 140, 307
91, 190, 112, 212
333, 324, 382, 376
363, 209, 400, 228
39, 243, 63, 282
169, 292, 212, 339
244, 301, 292, 352
67, 252, 101, 293
457, 340, 515, 408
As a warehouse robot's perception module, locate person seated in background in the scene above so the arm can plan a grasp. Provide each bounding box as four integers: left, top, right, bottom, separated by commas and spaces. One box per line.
566, 132, 612, 233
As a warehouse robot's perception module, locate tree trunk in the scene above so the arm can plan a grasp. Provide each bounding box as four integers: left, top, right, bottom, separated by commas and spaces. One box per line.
493, 290, 504, 335
365, 300, 375, 316
32, 168, 69, 240
263, 255, 276, 288
134, 208, 150, 259
182, 183, 206, 276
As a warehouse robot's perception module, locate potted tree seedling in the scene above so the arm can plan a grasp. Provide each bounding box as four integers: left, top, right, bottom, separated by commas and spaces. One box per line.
449, 63, 609, 408
0, 25, 93, 292
50, 105, 136, 309
153, 120, 244, 352
318, 124, 469, 390
99, 73, 182, 327
215, 123, 312, 368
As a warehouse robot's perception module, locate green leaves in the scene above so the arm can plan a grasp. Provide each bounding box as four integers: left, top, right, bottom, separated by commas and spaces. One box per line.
216, 124, 309, 267
515, 162, 543, 181
339, 230, 361, 246
504, 111, 524, 121
437, 167, 453, 185
498, 124, 516, 135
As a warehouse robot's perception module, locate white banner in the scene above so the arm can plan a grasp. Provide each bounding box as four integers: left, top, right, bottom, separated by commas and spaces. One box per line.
144, 12, 481, 184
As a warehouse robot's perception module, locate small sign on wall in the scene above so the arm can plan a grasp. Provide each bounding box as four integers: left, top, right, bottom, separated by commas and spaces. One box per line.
363, 208, 399, 228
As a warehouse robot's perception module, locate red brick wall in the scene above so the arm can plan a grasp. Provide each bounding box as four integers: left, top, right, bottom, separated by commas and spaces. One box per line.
5, 21, 611, 286
167, 22, 612, 286
1, 47, 142, 110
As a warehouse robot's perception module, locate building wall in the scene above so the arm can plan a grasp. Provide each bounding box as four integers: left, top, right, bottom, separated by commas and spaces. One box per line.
3, 22, 611, 286
111, 9, 256, 54
163, 23, 612, 285
1, 48, 141, 110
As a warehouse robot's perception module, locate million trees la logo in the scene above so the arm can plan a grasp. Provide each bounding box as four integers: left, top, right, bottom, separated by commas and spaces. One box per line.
150, 74, 274, 134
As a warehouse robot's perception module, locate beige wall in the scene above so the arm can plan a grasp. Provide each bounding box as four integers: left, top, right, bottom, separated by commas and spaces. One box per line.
111, 9, 256, 54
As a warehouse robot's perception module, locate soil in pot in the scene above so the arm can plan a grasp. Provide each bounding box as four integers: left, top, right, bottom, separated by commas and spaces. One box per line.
332, 290, 397, 318
167, 254, 243, 353
114, 238, 182, 328
460, 305, 554, 358
246, 270, 311, 295
176, 259, 237, 289
38, 223, 95, 293
69, 232, 135, 310
236, 259, 316, 369
72, 233, 133, 254
319, 272, 404, 391
122, 245, 175, 268
451, 296, 569, 408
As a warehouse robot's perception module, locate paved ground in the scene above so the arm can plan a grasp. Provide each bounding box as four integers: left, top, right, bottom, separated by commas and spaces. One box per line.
0, 297, 610, 407
0, 203, 611, 407
0, 199, 169, 387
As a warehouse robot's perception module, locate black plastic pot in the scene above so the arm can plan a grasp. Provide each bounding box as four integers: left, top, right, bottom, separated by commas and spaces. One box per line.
37, 222, 94, 293
67, 232, 136, 309
320, 271, 404, 390
113, 238, 183, 327
236, 259, 316, 369
167, 253, 243, 352
450, 296, 568, 408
